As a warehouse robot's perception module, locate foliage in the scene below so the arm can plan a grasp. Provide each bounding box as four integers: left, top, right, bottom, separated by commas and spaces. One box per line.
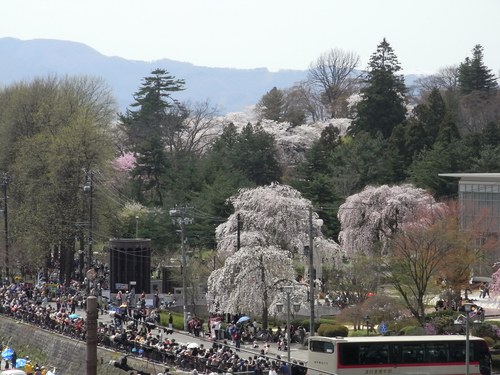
350, 38, 407, 139
482, 336, 495, 348
307, 48, 360, 118
424, 310, 459, 334
207, 244, 299, 329
338, 184, 444, 257
215, 183, 341, 261
398, 325, 425, 335
0, 76, 117, 282
208, 183, 343, 328
407, 140, 467, 196
386, 204, 476, 325
472, 324, 498, 341
256, 87, 286, 122
317, 323, 348, 337
118, 68, 188, 206
458, 45, 498, 95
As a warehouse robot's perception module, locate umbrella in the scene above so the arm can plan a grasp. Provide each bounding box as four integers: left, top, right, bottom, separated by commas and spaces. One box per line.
187, 342, 199, 349
15, 358, 27, 368
1, 347, 14, 360
69, 313, 80, 319
237, 316, 251, 324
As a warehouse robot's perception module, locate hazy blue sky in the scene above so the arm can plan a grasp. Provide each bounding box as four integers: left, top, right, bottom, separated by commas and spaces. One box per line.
2, 0, 499, 75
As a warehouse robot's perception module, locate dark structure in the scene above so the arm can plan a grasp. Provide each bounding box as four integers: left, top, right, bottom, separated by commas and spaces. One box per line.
109, 239, 151, 294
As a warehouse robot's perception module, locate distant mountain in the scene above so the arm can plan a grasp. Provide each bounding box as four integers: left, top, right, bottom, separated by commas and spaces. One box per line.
0, 38, 424, 114
0, 37, 308, 114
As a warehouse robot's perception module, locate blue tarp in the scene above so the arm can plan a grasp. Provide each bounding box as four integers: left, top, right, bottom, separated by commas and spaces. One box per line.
1, 346, 14, 360
15, 358, 27, 368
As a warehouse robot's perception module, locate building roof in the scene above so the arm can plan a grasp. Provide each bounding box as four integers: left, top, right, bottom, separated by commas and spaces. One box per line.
439, 173, 500, 183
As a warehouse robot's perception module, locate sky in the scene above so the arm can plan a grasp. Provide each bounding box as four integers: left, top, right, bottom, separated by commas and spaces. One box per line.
1, 0, 500, 76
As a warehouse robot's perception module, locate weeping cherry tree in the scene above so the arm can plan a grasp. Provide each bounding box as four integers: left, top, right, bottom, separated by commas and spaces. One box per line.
208, 182, 341, 328
338, 184, 444, 257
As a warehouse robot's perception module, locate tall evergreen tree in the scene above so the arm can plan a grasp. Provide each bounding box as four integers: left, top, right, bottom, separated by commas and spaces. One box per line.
118, 69, 187, 206
350, 38, 407, 139
232, 123, 282, 185
458, 44, 498, 94
256, 87, 285, 122
389, 88, 448, 173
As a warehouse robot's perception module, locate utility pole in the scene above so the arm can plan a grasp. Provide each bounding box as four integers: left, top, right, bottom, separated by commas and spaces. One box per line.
2, 173, 9, 280
308, 206, 315, 337
170, 207, 192, 331
84, 170, 94, 293
84, 170, 94, 271
236, 213, 241, 250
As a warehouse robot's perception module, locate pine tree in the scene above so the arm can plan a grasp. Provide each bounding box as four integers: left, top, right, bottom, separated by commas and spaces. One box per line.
458, 44, 498, 94
256, 87, 285, 122
118, 69, 187, 206
350, 38, 407, 139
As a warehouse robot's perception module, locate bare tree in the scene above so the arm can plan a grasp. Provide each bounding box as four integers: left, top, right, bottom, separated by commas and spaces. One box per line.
288, 81, 326, 122
415, 65, 460, 92
176, 100, 222, 155
308, 48, 360, 118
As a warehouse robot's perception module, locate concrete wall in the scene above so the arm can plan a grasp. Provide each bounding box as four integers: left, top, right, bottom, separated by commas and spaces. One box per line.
0, 317, 166, 374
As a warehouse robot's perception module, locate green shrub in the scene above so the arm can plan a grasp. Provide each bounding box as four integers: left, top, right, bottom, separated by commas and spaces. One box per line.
349, 329, 371, 337
317, 323, 348, 337
390, 317, 420, 333
398, 326, 425, 335
472, 323, 497, 340
482, 336, 495, 347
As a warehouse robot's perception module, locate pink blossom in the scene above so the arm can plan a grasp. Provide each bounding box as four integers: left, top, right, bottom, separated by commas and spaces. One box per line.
112, 152, 136, 172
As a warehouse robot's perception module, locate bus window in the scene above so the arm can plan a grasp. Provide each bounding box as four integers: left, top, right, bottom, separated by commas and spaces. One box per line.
401, 343, 425, 363
310, 340, 335, 353
425, 343, 448, 363
449, 342, 465, 362
339, 343, 389, 365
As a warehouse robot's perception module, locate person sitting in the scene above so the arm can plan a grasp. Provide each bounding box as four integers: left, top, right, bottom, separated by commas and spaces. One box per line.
110, 354, 133, 371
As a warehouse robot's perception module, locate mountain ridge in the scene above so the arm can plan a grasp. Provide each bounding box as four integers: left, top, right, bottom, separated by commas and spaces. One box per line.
0, 37, 308, 113
0, 37, 424, 114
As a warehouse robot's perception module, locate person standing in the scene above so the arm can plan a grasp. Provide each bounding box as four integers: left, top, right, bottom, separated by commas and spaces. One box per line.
214, 319, 221, 340
116, 289, 123, 305
154, 291, 160, 309
126, 291, 133, 317
25, 357, 34, 375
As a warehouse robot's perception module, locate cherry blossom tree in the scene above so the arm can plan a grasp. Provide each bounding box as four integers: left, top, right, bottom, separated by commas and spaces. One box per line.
209, 182, 342, 328
207, 244, 306, 329
112, 152, 136, 172
338, 184, 445, 257
215, 182, 340, 262
490, 268, 500, 296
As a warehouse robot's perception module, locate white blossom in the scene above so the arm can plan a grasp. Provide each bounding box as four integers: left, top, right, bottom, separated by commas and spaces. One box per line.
207, 245, 295, 316
338, 184, 445, 257
216, 183, 327, 259
209, 183, 343, 320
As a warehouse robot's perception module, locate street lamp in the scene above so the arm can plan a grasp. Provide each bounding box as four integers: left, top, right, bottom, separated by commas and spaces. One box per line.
135, 216, 139, 239
464, 302, 474, 375
276, 285, 301, 364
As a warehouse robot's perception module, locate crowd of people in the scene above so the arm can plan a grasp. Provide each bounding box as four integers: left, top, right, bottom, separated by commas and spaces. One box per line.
0, 281, 307, 374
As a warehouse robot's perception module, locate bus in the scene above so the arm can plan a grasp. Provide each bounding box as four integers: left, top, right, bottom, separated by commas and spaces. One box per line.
307, 335, 491, 375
